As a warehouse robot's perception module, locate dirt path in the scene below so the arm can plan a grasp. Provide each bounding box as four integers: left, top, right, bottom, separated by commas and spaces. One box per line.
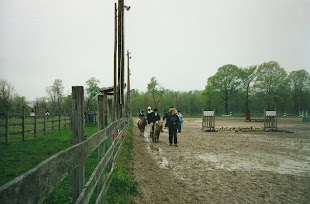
132, 117, 310, 203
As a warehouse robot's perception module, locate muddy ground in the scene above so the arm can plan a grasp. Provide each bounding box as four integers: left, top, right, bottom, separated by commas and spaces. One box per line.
132, 117, 310, 204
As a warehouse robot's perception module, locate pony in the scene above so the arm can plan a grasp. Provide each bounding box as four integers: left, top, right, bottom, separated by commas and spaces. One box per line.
152, 121, 163, 143
138, 117, 147, 136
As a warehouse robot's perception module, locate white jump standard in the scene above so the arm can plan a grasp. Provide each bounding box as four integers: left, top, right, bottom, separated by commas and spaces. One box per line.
264, 109, 277, 131
202, 110, 216, 132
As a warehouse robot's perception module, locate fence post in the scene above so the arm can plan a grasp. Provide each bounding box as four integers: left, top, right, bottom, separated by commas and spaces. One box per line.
98, 94, 105, 130
52, 114, 54, 133
22, 106, 25, 141
43, 114, 46, 135
97, 94, 106, 194
72, 86, 85, 203
103, 93, 108, 127
5, 110, 9, 145
34, 106, 37, 137
64, 112, 67, 130
58, 110, 61, 131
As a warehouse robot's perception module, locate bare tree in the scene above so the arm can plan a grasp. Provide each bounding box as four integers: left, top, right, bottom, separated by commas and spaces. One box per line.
0, 79, 16, 112
147, 77, 164, 109
240, 65, 257, 111
46, 79, 64, 113
85, 77, 101, 111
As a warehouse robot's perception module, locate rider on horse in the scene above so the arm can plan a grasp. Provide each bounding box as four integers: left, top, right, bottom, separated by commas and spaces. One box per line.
137, 109, 145, 125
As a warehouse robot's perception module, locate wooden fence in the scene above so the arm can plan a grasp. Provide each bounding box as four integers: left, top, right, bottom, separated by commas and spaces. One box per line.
0, 86, 129, 203
0, 109, 71, 144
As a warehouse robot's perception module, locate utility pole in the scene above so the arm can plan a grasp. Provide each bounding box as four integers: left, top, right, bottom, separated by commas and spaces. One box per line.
114, 2, 118, 121
117, 0, 124, 118
127, 50, 131, 115
120, 0, 125, 117
116, 0, 130, 118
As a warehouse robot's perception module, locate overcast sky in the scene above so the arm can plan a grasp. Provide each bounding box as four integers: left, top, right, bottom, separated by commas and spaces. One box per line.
1, 0, 310, 101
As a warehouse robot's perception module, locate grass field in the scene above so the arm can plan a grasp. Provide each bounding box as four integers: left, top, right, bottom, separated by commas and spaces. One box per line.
0, 120, 138, 203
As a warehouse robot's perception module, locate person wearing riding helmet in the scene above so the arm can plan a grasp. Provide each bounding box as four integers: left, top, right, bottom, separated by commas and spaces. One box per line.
137, 109, 145, 126
139, 109, 145, 118
146, 107, 155, 124
153, 108, 160, 122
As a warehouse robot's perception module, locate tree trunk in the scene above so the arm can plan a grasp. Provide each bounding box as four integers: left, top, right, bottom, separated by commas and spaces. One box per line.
224, 95, 229, 115
245, 86, 249, 110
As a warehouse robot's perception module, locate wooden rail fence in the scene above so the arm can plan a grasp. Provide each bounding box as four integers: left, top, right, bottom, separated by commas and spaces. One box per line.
0, 109, 71, 144
0, 86, 129, 203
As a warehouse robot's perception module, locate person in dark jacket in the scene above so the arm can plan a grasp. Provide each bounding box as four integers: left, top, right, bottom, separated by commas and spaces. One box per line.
163, 106, 173, 128
146, 107, 154, 124
139, 109, 145, 118
167, 108, 179, 146
153, 108, 160, 122
153, 108, 161, 132
137, 109, 145, 126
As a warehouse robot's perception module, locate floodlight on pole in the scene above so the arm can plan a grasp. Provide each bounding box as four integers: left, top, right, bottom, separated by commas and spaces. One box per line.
124, 5, 131, 11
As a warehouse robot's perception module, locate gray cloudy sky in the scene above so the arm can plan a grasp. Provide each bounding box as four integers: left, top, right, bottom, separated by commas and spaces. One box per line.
1, 0, 310, 101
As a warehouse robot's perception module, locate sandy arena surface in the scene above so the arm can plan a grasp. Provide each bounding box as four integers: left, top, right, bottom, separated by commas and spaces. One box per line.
132, 117, 310, 203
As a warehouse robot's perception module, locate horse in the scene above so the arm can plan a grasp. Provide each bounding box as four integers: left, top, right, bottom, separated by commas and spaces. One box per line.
138, 117, 147, 137
152, 121, 163, 143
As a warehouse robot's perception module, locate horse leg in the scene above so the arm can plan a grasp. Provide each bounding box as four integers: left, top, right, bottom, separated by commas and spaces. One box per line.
141, 129, 145, 137
150, 131, 153, 142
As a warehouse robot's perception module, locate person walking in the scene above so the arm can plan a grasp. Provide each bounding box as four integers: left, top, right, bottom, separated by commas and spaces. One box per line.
167, 108, 179, 146
177, 110, 183, 132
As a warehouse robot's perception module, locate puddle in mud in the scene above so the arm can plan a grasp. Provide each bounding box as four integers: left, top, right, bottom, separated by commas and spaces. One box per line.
143, 127, 170, 169
161, 157, 169, 169
196, 153, 310, 176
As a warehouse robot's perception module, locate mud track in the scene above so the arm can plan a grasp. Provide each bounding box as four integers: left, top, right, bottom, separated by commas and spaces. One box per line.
132, 117, 310, 203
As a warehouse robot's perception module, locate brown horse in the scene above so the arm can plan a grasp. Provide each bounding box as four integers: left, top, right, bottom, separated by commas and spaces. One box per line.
152, 121, 163, 143
138, 117, 147, 136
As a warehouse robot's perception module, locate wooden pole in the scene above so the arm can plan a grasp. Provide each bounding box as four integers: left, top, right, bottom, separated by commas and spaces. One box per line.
114, 2, 118, 121
72, 86, 85, 203
58, 109, 61, 131
34, 106, 37, 137
5, 110, 8, 145
43, 115, 46, 135
104, 94, 108, 127
22, 106, 25, 141
118, 0, 122, 119
97, 94, 106, 194
52, 114, 54, 133
127, 50, 130, 116
121, 0, 125, 117
98, 94, 105, 130
64, 112, 67, 129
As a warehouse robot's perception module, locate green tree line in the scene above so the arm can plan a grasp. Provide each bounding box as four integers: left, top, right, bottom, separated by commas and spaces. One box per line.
1, 60, 309, 117
0, 77, 101, 116
131, 61, 310, 116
